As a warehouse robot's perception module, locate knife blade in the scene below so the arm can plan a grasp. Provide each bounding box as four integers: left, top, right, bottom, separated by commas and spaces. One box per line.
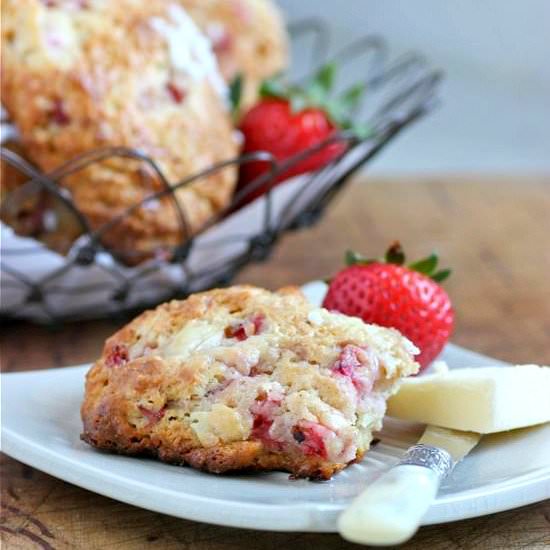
338, 425, 481, 546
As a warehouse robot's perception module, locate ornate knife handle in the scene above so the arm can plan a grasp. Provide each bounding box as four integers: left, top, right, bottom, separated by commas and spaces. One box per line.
339, 444, 453, 546
400, 443, 454, 479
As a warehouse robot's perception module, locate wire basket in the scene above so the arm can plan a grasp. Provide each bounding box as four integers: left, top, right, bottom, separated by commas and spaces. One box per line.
0, 19, 442, 323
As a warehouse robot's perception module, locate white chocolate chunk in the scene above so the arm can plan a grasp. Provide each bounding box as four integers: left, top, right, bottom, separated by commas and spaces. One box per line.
387, 365, 550, 433
163, 320, 223, 359
190, 404, 247, 446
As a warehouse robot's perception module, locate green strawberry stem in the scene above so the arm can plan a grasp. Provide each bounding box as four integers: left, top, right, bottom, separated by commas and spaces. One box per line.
259, 63, 372, 139
345, 242, 452, 283
385, 241, 406, 265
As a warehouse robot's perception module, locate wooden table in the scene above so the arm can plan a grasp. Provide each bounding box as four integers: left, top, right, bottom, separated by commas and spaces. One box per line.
1, 175, 549, 549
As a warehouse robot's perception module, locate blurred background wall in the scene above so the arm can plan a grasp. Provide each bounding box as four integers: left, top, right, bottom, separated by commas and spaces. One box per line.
276, 0, 550, 174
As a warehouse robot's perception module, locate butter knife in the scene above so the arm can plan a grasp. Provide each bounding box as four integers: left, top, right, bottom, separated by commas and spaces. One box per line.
338, 426, 481, 546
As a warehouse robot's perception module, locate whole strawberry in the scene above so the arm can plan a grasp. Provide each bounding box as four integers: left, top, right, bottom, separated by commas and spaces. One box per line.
236, 64, 369, 202
323, 243, 454, 371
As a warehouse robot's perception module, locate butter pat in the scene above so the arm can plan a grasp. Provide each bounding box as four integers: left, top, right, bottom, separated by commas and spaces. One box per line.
387, 365, 550, 433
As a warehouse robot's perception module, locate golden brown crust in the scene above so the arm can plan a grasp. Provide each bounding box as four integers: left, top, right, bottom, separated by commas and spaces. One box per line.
1, 0, 238, 262
81, 286, 419, 479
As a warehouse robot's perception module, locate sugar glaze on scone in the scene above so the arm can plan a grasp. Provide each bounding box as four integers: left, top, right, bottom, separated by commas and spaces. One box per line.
179, 0, 288, 107
81, 286, 419, 479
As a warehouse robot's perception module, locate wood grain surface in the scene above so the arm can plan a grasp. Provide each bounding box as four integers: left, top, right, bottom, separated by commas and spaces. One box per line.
1, 175, 549, 549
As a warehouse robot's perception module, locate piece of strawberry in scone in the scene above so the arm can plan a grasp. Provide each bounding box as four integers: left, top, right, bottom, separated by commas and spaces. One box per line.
81, 286, 419, 479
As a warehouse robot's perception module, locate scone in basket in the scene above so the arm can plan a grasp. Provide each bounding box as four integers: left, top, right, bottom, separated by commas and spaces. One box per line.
1, 21, 441, 322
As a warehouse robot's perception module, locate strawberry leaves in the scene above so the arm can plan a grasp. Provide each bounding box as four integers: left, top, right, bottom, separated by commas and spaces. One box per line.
431, 268, 452, 283
259, 76, 287, 100
344, 242, 452, 283
345, 249, 372, 266
260, 64, 337, 108
305, 63, 336, 104
229, 73, 244, 120
409, 251, 452, 282
409, 253, 438, 273
259, 63, 371, 139
345, 241, 405, 267
315, 63, 337, 92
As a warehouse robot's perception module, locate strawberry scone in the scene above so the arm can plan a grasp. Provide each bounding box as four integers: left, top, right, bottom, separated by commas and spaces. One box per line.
1, 0, 238, 262
180, 0, 288, 107
81, 286, 419, 479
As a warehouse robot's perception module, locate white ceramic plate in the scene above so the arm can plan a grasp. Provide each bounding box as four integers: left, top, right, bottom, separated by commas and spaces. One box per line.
1, 282, 549, 532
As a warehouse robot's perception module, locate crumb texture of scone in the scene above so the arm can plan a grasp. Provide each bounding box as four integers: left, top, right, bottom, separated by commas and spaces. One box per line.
1, 0, 238, 261
81, 286, 419, 479
179, 0, 288, 107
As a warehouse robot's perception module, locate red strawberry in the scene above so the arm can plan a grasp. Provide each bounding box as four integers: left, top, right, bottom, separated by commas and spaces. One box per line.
233, 64, 369, 203
323, 243, 454, 371
239, 99, 345, 197
292, 421, 329, 459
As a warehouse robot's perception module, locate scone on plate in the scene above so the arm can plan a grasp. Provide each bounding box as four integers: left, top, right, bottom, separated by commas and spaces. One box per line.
1, 0, 238, 263
81, 286, 419, 479
180, 0, 289, 107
